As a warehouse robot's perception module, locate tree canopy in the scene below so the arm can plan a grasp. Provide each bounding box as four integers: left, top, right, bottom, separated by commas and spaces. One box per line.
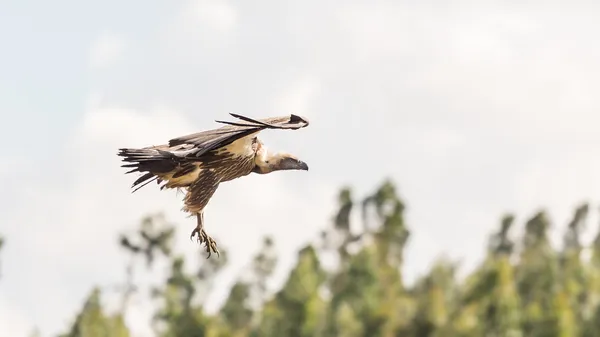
5, 180, 600, 337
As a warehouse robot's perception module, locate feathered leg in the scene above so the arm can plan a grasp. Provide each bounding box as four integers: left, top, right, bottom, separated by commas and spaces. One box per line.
190, 211, 219, 258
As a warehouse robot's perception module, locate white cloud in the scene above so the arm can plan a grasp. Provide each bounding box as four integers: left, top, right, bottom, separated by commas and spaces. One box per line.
0, 295, 31, 337
272, 75, 321, 116
190, 0, 238, 31
168, 0, 238, 39
89, 32, 126, 69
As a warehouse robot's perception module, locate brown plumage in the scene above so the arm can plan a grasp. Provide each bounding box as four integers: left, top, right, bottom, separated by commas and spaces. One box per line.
117, 113, 310, 257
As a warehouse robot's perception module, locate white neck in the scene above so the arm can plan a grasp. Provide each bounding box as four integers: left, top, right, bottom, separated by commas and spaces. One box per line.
255, 145, 271, 166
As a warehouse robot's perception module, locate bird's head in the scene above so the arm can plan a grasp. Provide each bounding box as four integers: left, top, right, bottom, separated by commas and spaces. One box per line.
253, 148, 309, 174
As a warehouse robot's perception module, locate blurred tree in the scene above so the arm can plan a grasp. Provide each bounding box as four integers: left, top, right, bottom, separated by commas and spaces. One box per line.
220, 235, 277, 336
152, 256, 205, 337
115, 213, 176, 315
152, 245, 229, 337
584, 206, 600, 336
591, 206, 600, 269
362, 179, 410, 267
516, 211, 560, 336
408, 258, 458, 337
558, 203, 590, 335
256, 245, 327, 337
488, 214, 516, 257
328, 247, 380, 336
119, 212, 175, 268
44, 180, 600, 337
220, 282, 253, 335
333, 187, 359, 262
459, 215, 522, 337
327, 180, 412, 337
58, 288, 130, 337
249, 236, 278, 307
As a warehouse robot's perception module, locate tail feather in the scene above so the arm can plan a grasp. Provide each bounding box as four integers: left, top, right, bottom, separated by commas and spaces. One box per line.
117, 148, 179, 192
131, 174, 158, 193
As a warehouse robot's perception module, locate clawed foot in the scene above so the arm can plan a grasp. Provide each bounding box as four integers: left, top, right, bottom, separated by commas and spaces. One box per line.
190, 227, 220, 258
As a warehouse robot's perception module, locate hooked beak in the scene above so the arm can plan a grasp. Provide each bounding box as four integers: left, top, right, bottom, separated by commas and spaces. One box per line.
297, 160, 309, 171
279, 157, 309, 171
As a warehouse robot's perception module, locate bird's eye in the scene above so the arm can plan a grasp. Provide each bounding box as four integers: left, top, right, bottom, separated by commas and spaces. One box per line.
265, 160, 269, 164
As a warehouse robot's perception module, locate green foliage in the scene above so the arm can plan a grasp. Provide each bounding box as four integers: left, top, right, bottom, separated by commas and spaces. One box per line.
256, 245, 327, 337
17, 180, 600, 337
59, 288, 129, 337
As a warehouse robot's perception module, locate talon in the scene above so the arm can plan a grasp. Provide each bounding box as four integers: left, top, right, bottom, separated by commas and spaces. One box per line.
205, 236, 219, 258
192, 212, 219, 258
206, 239, 219, 259
190, 228, 200, 242
201, 234, 219, 259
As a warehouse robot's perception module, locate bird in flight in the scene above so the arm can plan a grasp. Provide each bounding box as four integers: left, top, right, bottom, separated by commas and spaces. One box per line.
117, 113, 310, 258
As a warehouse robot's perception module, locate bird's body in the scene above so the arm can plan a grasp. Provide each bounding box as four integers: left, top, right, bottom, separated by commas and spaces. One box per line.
117, 113, 309, 257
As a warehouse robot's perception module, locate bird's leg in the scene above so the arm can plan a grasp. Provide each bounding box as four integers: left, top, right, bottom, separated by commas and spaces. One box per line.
189, 211, 219, 258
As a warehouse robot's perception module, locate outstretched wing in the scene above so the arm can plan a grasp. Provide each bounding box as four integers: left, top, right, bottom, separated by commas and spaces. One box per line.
118, 113, 309, 193
168, 113, 309, 158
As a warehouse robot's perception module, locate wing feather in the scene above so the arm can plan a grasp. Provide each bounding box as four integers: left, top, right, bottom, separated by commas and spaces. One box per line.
167, 113, 309, 158
118, 113, 308, 195
219, 113, 309, 130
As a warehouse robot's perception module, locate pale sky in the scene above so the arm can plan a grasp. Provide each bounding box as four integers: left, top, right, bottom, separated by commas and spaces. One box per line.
2, 0, 600, 336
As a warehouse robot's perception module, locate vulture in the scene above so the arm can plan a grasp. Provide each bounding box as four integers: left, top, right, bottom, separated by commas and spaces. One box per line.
117, 113, 309, 258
